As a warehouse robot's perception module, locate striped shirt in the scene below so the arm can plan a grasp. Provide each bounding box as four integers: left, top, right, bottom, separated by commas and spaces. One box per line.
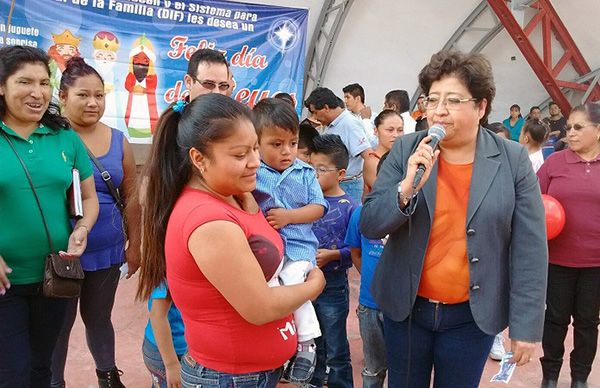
254, 159, 328, 263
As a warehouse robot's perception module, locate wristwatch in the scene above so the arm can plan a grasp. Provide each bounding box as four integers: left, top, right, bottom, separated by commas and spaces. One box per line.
397, 183, 413, 208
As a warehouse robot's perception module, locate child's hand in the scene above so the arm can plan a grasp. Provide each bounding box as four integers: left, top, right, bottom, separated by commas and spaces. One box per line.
165, 361, 182, 388
266, 208, 290, 230
316, 249, 339, 268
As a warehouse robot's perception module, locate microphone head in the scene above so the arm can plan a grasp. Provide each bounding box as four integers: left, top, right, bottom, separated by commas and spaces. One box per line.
428, 124, 446, 141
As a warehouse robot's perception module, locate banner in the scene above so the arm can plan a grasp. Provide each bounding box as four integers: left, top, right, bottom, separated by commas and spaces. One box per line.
0, 0, 308, 143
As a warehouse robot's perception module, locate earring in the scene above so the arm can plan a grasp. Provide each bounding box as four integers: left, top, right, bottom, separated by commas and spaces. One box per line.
200, 167, 205, 174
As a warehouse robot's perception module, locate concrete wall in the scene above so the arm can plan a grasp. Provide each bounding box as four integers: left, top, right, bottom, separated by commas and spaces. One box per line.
317, 0, 600, 123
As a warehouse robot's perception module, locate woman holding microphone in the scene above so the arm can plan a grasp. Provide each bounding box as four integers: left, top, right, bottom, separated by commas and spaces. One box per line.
360, 50, 548, 388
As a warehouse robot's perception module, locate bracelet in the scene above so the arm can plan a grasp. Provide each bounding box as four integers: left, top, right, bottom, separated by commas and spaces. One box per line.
75, 224, 89, 234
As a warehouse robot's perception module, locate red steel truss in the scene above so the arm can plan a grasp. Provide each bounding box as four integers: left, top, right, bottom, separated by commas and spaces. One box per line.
487, 0, 600, 114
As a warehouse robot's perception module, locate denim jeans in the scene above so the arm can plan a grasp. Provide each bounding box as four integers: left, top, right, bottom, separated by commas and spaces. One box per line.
357, 304, 386, 388
541, 264, 600, 382
0, 283, 68, 388
340, 178, 363, 205
383, 296, 494, 388
143, 337, 183, 388
180, 353, 282, 388
51, 264, 121, 384
309, 270, 353, 388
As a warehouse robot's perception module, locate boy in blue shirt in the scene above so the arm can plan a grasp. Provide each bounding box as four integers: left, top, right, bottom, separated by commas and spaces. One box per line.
143, 283, 187, 388
345, 206, 387, 387
310, 134, 359, 388
253, 98, 328, 384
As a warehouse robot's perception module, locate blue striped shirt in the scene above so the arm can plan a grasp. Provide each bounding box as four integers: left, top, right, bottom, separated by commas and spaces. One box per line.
254, 159, 328, 263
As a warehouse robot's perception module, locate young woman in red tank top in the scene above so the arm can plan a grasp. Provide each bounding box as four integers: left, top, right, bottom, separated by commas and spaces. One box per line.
363, 110, 404, 198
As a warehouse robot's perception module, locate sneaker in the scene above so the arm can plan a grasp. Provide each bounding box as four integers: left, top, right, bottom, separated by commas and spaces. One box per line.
489, 334, 506, 361
287, 340, 317, 384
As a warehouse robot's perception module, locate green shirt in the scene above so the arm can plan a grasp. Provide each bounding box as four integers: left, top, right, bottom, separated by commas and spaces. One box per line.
0, 123, 93, 285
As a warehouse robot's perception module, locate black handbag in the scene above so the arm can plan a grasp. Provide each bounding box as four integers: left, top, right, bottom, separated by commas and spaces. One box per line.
2, 130, 84, 298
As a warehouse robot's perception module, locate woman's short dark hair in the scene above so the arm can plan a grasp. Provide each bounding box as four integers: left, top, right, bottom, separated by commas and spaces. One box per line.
0, 45, 69, 130
374, 109, 403, 128
522, 119, 548, 145
312, 134, 349, 170
418, 50, 495, 125
571, 102, 600, 125
60, 57, 104, 92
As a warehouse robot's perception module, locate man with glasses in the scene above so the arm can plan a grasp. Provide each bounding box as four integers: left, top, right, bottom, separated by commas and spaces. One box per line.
183, 48, 230, 100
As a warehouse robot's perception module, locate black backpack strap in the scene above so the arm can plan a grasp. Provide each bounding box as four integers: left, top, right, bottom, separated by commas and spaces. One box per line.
85, 147, 125, 212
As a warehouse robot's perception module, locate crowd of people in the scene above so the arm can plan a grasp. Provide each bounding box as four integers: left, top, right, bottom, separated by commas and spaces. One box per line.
0, 44, 598, 388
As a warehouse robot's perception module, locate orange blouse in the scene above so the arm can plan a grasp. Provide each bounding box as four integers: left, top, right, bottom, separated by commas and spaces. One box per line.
417, 157, 473, 304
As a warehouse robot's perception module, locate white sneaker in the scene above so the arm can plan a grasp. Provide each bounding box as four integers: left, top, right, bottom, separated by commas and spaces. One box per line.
489, 333, 506, 361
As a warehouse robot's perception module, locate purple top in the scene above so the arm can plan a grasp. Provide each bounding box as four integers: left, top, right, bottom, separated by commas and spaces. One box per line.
80, 128, 126, 271
537, 149, 600, 267
312, 193, 358, 272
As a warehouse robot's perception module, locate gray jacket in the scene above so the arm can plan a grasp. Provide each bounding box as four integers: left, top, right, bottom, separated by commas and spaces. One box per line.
360, 128, 548, 341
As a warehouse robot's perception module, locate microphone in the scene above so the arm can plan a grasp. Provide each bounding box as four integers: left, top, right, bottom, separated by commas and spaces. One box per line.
412, 124, 446, 189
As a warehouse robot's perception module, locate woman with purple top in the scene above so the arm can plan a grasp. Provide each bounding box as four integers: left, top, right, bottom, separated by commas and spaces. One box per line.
50, 57, 141, 388
538, 103, 600, 388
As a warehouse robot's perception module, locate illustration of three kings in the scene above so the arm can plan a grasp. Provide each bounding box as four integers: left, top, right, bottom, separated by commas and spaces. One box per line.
48, 28, 159, 138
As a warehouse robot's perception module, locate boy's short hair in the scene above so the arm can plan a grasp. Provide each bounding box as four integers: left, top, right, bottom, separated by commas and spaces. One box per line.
299, 123, 319, 152
312, 134, 349, 170
253, 98, 299, 137
274, 92, 296, 107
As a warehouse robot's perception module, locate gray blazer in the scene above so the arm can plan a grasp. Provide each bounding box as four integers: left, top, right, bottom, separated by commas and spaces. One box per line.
360, 128, 548, 341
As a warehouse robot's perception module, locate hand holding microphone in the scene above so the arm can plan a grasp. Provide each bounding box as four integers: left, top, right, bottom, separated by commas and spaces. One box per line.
398, 124, 445, 203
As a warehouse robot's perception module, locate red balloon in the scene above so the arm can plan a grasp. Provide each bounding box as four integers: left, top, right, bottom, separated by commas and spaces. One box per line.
541, 194, 566, 240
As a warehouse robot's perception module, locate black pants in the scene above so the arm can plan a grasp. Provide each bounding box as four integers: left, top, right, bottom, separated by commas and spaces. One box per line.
51, 264, 121, 385
0, 283, 69, 388
540, 264, 600, 381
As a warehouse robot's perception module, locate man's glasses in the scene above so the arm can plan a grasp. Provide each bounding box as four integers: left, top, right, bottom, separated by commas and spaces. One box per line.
190, 76, 230, 91
314, 166, 339, 175
424, 96, 478, 110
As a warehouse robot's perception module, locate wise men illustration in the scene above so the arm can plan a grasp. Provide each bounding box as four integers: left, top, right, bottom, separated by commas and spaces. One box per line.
92, 31, 120, 128
48, 29, 81, 102
124, 35, 159, 137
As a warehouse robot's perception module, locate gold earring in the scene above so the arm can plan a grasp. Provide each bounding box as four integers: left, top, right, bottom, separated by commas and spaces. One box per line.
200, 167, 205, 174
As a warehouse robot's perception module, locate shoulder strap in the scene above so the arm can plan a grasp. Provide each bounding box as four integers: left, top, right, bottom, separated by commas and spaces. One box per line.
1, 130, 55, 252
85, 146, 125, 211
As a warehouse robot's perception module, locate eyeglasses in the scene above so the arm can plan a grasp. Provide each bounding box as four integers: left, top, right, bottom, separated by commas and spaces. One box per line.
314, 166, 339, 175
190, 76, 230, 91
566, 122, 596, 132
425, 96, 478, 110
